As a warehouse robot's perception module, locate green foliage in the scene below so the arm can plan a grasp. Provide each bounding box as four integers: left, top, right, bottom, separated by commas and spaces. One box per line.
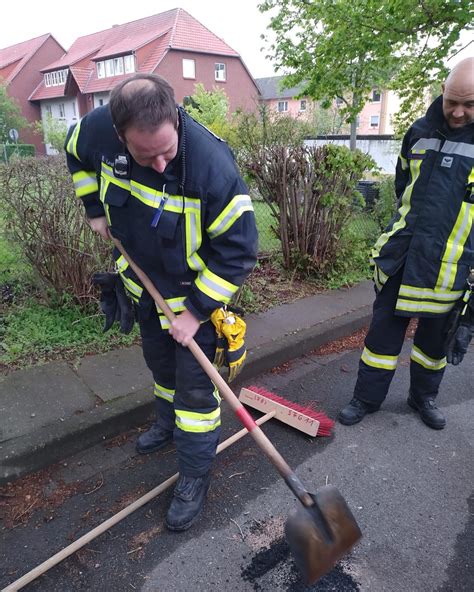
259, 0, 473, 139
0, 143, 35, 163
184, 83, 237, 144
372, 175, 397, 230
0, 83, 29, 143
34, 113, 68, 153
240, 124, 376, 275
1, 299, 138, 365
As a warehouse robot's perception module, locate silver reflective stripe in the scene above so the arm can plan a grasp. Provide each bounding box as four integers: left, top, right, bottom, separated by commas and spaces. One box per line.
411, 138, 441, 153
199, 273, 235, 299
441, 141, 474, 158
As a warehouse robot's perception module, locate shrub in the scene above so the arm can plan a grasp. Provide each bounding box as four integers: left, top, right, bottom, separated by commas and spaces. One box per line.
0, 155, 111, 306
373, 175, 397, 230
239, 136, 375, 276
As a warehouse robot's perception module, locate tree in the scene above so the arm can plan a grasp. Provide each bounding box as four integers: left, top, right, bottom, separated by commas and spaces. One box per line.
0, 83, 29, 143
183, 83, 235, 142
34, 113, 68, 153
259, 0, 473, 147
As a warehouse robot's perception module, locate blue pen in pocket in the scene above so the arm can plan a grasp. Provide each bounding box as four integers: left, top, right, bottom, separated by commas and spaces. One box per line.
151, 185, 168, 228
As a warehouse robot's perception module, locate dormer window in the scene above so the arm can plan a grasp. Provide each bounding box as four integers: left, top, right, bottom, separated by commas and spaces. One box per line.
96, 55, 135, 79
44, 69, 68, 87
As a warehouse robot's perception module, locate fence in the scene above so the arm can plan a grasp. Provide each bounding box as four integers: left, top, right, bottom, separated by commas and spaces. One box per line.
0, 144, 35, 163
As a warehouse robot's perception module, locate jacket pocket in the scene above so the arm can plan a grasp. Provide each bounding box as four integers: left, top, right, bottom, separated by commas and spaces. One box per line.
103, 183, 130, 207
157, 211, 187, 275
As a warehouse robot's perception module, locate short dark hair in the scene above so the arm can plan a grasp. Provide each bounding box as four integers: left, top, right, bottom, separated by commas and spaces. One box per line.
109, 74, 177, 136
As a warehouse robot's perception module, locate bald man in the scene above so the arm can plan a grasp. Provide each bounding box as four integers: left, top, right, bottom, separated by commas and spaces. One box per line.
339, 58, 474, 430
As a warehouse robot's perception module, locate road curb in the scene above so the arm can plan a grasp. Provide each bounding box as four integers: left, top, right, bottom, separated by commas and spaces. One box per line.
0, 306, 371, 485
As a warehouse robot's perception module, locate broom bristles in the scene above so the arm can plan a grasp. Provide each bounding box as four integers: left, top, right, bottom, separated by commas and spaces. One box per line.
245, 385, 335, 437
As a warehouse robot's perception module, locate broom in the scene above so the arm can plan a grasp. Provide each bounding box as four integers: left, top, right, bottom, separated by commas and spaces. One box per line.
239, 385, 334, 437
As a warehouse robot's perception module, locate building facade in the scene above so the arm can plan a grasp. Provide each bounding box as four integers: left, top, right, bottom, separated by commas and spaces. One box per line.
29, 9, 260, 154
0, 34, 65, 154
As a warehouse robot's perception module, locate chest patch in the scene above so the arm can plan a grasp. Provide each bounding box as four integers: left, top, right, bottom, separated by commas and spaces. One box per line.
440, 156, 454, 168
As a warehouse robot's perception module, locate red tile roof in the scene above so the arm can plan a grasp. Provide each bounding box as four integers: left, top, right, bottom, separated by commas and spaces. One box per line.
0, 34, 60, 83
32, 8, 241, 99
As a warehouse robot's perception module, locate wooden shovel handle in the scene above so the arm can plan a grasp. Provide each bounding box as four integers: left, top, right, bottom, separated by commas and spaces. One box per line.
113, 239, 312, 506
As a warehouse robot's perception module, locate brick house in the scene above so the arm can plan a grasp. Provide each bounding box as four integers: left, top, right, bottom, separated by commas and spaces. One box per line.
30, 8, 260, 153
257, 75, 400, 135
0, 34, 65, 154
256, 76, 313, 119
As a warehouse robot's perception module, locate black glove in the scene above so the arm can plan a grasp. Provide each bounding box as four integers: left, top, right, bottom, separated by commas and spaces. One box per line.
91, 272, 134, 334
446, 324, 472, 366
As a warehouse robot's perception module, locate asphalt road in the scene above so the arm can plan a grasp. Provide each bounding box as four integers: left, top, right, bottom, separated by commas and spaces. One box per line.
1, 342, 472, 592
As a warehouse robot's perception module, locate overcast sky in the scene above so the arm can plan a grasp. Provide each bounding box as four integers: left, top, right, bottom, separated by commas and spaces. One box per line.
1, 1, 472, 78
1, 0, 279, 79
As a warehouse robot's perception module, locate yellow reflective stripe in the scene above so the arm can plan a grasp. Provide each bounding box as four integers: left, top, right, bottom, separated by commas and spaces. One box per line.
373, 264, 388, 291
175, 408, 221, 433
207, 195, 254, 239
184, 197, 204, 271
398, 284, 463, 302
399, 153, 408, 170
395, 298, 455, 314
66, 120, 81, 160
72, 170, 98, 198
195, 268, 238, 303
410, 346, 446, 371
156, 297, 186, 329
154, 382, 175, 403
372, 158, 423, 259
117, 272, 143, 299
361, 346, 398, 370
101, 162, 130, 190
436, 202, 474, 291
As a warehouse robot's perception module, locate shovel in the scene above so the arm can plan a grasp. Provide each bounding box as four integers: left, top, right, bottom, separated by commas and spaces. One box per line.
113, 239, 362, 584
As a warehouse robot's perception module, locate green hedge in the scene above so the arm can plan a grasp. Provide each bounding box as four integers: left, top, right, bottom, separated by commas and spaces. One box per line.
0, 144, 35, 163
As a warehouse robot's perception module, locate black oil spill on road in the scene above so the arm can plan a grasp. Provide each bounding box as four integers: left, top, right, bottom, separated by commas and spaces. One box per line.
241, 537, 360, 591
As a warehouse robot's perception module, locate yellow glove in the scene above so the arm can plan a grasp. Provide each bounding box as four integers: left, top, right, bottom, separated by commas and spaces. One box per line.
221, 312, 247, 382
210, 307, 227, 368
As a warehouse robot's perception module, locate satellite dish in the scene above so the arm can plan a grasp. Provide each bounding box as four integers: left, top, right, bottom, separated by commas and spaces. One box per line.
9, 129, 19, 142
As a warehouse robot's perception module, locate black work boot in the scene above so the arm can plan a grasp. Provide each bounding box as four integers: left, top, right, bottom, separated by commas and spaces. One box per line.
407, 394, 446, 430
136, 423, 173, 454
136, 398, 174, 454
338, 397, 380, 426
166, 472, 211, 532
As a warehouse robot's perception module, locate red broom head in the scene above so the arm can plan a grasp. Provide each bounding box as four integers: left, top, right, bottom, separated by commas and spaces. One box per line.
246, 385, 335, 436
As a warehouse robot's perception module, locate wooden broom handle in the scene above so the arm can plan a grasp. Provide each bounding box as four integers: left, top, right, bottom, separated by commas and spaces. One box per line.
113, 239, 310, 502
2, 412, 276, 592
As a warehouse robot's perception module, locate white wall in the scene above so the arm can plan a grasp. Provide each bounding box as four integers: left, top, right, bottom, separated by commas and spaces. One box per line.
305, 137, 402, 174
40, 98, 78, 155
93, 92, 110, 109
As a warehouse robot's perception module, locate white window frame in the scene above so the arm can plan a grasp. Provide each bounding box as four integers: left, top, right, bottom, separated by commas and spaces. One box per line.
58, 103, 65, 119
372, 90, 381, 103
44, 69, 67, 87
299, 99, 307, 112
183, 58, 196, 79
97, 61, 105, 78
124, 54, 135, 73
113, 57, 124, 76
277, 100, 288, 113
215, 62, 226, 81
45, 104, 52, 115
370, 115, 380, 127
105, 59, 114, 77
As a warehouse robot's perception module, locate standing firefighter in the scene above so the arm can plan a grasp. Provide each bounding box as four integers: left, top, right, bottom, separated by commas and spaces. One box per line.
65, 74, 258, 530
339, 57, 474, 430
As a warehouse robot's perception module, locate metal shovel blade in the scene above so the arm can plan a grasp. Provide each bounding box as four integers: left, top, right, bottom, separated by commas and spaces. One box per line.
285, 485, 362, 585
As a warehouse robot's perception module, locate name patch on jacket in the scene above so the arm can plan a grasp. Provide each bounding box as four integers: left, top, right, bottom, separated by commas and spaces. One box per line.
440, 156, 454, 168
